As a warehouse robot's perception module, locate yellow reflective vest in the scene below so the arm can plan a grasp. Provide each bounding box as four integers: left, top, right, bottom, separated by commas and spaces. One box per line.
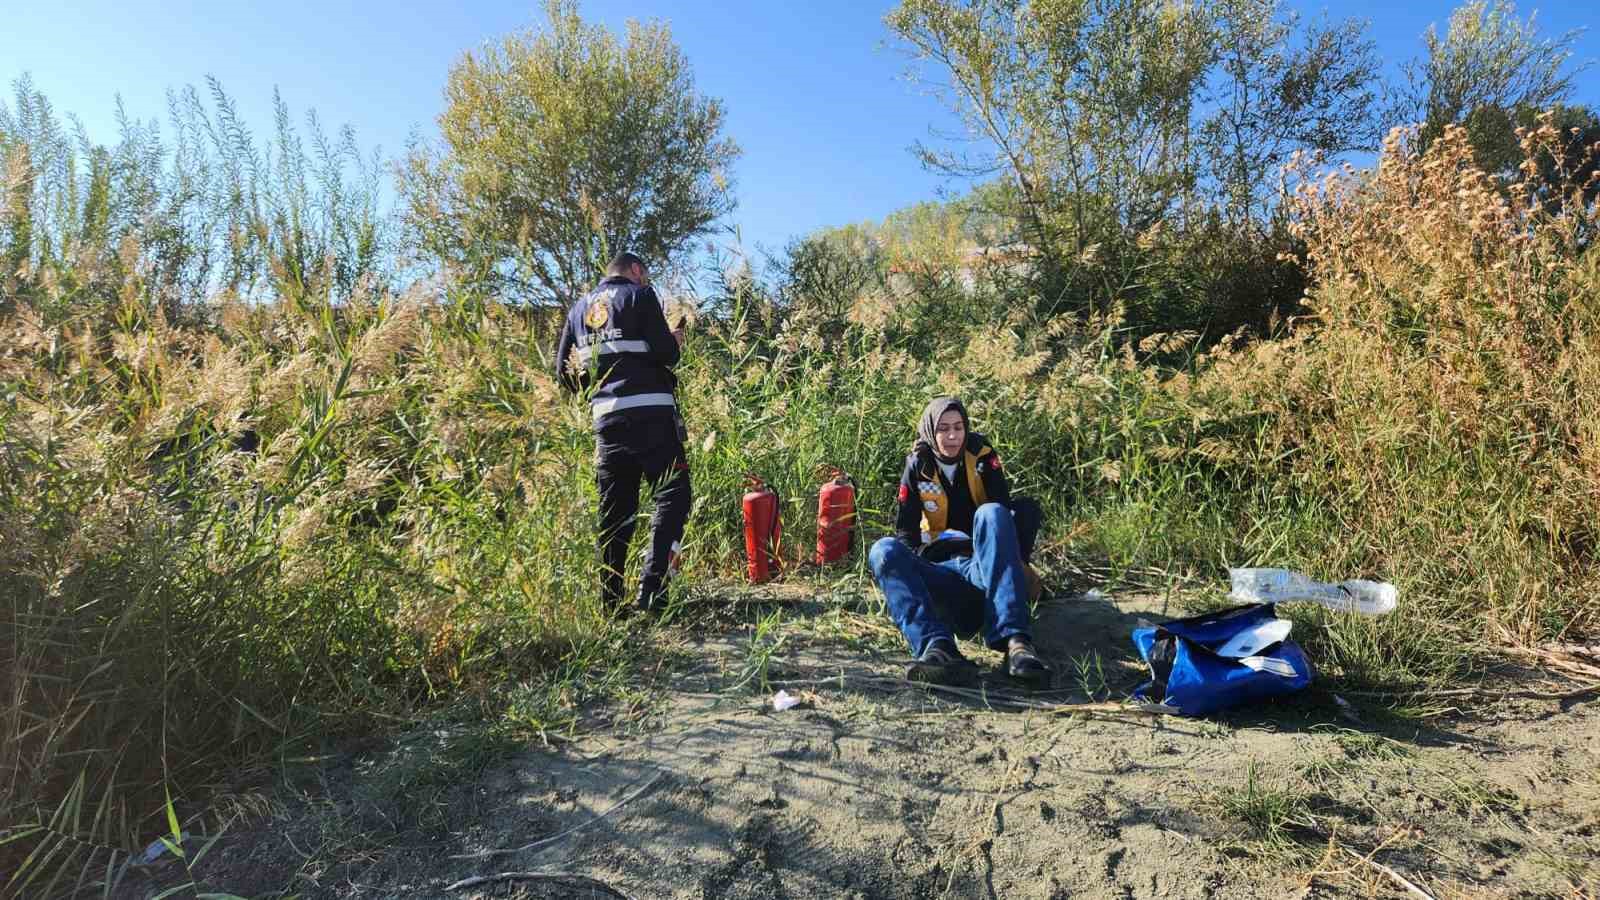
916, 443, 995, 543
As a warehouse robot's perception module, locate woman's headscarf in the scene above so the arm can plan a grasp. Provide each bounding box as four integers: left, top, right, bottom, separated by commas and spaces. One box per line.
915, 396, 970, 462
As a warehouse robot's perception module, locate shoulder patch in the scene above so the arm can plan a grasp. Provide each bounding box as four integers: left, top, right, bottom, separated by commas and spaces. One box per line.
897, 483, 910, 503
988, 454, 1002, 471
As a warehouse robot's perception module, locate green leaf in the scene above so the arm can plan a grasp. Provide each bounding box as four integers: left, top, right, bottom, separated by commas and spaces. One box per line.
163, 788, 184, 855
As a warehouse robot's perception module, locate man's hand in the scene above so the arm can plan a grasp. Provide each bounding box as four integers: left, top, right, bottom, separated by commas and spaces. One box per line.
672, 327, 686, 348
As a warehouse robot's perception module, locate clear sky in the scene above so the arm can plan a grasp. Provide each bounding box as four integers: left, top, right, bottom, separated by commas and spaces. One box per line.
3, 2, 1596, 262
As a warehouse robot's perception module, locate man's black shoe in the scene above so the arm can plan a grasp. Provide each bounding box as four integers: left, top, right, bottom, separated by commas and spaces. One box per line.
906, 640, 978, 685
634, 589, 668, 617
1006, 640, 1051, 686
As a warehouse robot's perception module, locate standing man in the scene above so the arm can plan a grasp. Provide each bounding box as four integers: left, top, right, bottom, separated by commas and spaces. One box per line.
554, 251, 690, 614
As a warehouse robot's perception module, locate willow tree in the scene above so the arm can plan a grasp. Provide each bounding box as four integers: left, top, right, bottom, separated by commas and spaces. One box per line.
1390, 0, 1590, 174
403, 0, 740, 305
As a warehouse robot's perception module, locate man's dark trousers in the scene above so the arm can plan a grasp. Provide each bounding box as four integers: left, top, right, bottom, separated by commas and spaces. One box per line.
595, 408, 691, 609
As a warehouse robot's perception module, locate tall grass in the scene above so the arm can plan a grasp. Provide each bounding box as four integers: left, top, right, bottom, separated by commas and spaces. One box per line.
1233, 117, 1600, 671
0, 284, 615, 891
0, 75, 388, 325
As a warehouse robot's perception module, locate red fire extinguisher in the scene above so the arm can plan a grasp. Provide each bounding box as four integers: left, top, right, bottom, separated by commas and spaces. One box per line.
815, 469, 855, 565
742, 476, 782, 584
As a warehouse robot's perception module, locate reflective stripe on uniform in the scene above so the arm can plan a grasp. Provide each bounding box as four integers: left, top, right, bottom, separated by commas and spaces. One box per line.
591, 392, 676, 418
574, 339, 651, 363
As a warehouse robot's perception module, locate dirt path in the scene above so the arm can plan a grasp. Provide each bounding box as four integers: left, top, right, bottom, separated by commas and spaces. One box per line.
118, 591, 1600, 899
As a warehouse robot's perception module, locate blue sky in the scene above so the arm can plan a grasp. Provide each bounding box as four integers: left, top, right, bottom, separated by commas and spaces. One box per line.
3, 2, 1595, 261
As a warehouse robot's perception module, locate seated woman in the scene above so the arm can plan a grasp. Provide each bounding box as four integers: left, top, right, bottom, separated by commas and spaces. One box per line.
869, 396, 1051, 685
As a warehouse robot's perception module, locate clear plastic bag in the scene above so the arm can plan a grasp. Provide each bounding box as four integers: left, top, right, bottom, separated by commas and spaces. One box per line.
1228, 568, 1396, 616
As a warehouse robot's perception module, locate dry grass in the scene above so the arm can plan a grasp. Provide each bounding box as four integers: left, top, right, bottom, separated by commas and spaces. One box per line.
1225, 118, 1600, 660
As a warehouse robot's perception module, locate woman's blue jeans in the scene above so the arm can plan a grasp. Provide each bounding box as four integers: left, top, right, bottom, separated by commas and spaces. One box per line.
869, 500, 1041, 658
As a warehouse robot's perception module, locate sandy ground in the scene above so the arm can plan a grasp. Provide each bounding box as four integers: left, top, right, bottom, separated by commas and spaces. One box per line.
114, 590, 1600, 899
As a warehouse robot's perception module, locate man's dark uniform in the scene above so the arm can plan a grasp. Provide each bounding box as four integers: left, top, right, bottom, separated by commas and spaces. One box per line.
554, 272, 690, 611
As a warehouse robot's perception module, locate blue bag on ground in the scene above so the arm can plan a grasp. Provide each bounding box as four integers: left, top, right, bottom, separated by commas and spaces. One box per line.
1131, 603, 1313, 716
